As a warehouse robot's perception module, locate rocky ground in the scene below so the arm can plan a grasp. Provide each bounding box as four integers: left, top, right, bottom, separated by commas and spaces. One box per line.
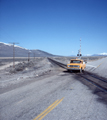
0, 58, 55, 92
0, 56, 106, 93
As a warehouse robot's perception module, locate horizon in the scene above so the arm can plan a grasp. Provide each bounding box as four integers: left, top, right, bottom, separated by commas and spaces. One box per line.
0, 0, 107, 56
0, 41, 107, 56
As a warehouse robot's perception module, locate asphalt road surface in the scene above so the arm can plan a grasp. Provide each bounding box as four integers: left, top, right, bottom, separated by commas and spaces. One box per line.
86, 57, 107, 78
1, 70, 107, 120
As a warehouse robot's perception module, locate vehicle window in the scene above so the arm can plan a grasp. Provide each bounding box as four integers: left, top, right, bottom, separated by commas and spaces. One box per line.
70, 60, 81, 63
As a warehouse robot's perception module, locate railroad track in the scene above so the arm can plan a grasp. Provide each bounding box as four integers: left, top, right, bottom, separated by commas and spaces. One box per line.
48, 58, 107, 93
76, 72, 107, 92
47, 57, 67, 69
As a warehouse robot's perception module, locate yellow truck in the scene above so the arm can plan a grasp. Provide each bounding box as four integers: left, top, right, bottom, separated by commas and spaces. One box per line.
67, 58, 86, 72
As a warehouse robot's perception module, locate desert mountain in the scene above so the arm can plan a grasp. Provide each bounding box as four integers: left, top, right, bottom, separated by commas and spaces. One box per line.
0, 42, 54, 57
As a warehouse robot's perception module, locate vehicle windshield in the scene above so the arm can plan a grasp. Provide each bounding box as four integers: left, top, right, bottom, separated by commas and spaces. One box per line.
70, 60, 82, 63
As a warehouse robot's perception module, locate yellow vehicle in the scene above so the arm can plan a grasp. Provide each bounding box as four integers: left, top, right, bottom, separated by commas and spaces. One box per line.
67, 58, 86, 72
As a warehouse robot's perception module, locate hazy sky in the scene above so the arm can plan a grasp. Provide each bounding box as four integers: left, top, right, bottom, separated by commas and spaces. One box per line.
0, 0, 107, 56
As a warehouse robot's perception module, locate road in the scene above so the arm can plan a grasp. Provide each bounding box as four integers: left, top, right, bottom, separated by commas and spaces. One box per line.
86, 57, 107, 78
0, 68, 107, 120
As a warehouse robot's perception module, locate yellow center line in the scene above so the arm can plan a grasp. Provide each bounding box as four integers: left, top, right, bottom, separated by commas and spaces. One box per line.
38, 97, 64, 120
33, 97, 64, 120
97, 60, 106, 68
33, 100, 59, 120
16, 100, 24, 105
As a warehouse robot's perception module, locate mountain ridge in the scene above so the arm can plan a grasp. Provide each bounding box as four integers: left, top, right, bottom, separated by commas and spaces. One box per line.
0, 42, 55, 57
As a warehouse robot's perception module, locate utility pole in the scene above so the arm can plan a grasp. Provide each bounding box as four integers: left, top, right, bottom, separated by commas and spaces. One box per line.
28, 50, 31, 62
80, 38, 81, 55
9, 42, 19, 68
77, 38, 82, 59
34, 52, 35, 60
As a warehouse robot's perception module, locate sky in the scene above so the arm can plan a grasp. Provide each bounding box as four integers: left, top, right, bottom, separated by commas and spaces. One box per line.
0, 0, 107, 56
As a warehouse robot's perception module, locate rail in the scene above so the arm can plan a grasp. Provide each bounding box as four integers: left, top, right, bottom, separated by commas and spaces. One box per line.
76, 72, 107, 92
47, 58, 67, 69
48, 57, 107, 93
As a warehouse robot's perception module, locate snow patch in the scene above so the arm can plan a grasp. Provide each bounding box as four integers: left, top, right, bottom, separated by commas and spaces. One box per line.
85, 54, 92, 56
0, 42, 12, 46
99, 52, 107, 55
14, 45, 28, 50
0, 42, 28, 50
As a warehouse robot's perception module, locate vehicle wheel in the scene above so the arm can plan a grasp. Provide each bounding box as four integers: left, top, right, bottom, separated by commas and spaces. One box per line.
67, 70, 71, 72
80, 69, 82, 73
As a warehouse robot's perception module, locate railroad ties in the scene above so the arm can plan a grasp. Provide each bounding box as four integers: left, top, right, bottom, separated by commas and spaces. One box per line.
48, 57, 107, 93
76, 72, 107, 93
47, 57, 67, 69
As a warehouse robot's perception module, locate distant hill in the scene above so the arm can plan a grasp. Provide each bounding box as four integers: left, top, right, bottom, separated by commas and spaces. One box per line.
0, 42, 55, 57
84, 53, 107, 57
91, 53, 107, 56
